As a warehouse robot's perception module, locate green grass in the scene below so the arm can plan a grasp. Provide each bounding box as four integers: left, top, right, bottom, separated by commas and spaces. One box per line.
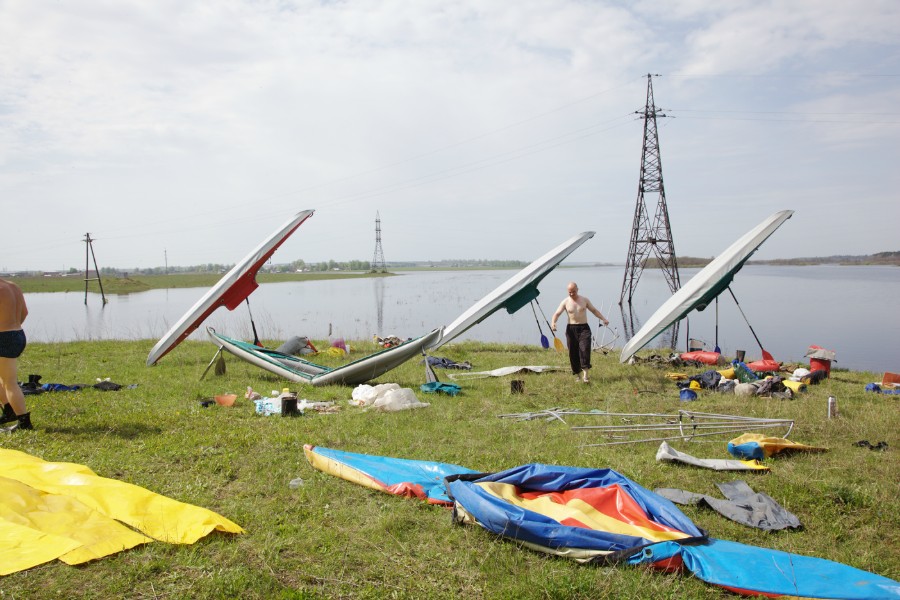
3, 340, 898, 598
9, 272, 393, 294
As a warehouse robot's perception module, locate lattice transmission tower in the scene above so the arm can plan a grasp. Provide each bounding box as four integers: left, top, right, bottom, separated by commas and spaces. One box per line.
620, 74, 681, 307
371, 211, 387, 273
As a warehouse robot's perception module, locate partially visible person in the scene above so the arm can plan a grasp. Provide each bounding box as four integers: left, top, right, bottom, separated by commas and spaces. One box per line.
0, 278, 32, 432
551, 281, 608, 383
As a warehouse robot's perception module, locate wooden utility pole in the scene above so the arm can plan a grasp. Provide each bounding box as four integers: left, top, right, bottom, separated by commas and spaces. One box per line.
83, 233, 108, 305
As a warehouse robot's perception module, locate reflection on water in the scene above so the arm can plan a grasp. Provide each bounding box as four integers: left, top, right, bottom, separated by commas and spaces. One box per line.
22, 265, 900, 372
374, 277, 385, 336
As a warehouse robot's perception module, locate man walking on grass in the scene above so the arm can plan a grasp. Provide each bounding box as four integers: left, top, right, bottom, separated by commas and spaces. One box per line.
0, 278, 32, 432
551, 281, 608, 383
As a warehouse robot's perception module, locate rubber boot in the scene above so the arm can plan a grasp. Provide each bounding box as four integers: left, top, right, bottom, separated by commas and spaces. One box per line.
0, 403, 16, 425
2, 412, 32, 433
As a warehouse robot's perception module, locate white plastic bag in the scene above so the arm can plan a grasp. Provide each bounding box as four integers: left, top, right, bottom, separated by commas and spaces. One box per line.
350, 383, 401, 406
372, 388, 430, 411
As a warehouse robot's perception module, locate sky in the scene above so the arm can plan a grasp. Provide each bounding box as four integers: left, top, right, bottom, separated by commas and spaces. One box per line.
2, 0, 899, 272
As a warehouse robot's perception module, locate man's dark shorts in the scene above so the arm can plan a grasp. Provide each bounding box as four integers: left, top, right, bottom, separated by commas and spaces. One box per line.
0, 330, 26, 358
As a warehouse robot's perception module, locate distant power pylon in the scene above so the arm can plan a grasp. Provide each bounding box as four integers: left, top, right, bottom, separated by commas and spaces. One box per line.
620, 74, 681, 307
371, 212, 387, 273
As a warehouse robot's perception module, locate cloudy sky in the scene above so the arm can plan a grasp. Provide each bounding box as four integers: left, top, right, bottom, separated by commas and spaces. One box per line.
2, 0, 898, 272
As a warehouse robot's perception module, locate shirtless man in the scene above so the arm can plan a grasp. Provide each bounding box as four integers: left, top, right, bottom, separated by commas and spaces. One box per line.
551, 281, 608, 383
0, 278, 32, 432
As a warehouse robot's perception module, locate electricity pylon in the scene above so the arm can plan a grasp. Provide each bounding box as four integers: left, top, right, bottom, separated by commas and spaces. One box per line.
371, 212, 387, 273
620, 74, 681, 307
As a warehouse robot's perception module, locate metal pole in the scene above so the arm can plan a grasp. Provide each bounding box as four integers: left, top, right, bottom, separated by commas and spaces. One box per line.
578, 422, 791, 447
727, 287, 764, 351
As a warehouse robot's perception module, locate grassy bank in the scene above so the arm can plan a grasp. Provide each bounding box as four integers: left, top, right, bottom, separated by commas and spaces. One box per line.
9, 271, 394, 294
3, 340, 898, 598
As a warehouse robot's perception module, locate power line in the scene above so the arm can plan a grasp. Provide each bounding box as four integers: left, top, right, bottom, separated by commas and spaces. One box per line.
84, 81, 642, 243
671, 108, 900, 116
670, 114, 900, 124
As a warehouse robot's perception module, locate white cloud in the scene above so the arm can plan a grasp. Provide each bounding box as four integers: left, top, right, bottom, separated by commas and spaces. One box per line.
1, 0, 898, 271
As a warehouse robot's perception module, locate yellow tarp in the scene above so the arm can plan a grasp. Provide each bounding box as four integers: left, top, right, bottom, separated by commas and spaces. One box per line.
0, 449, 244, 576
728, 433, 827, 458
781, 379, 808, 394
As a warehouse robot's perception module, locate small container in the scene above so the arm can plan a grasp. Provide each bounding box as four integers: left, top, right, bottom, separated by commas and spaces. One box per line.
281, 395, 299, 416
827, 396, 837, 419
280, 388, 299, 416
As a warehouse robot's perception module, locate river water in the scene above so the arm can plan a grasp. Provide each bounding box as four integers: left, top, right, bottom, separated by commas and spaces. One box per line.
22, 265, 899, 373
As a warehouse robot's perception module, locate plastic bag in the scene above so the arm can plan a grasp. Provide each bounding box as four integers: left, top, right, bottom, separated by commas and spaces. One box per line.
372, 388, 429, 411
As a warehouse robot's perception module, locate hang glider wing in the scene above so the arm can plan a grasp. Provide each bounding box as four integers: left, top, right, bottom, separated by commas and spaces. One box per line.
432, 231, 594, 350
147, 210, 314, 366
208, 326, 442, 387
620, 210, 793, 363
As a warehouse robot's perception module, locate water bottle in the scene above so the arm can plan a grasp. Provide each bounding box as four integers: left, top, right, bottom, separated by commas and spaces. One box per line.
827, 396, 837, 419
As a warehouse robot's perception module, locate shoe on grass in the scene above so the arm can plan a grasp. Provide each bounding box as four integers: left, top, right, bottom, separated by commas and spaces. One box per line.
1, 412, 32, 433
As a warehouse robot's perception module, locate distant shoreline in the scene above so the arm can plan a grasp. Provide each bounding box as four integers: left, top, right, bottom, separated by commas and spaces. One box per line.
640, 252, 900, 268
8, 254, 897, 294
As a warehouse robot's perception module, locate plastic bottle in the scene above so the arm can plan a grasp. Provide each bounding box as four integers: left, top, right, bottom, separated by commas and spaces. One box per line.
288, 477, 304, 489
827, 396, 837, 419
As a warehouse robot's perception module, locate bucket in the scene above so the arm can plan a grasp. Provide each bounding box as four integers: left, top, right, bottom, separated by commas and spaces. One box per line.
806, 345, 835, 378
809, 357, 832, 376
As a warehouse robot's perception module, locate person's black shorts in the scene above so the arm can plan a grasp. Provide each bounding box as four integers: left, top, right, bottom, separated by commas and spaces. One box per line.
0, 330, 26, 358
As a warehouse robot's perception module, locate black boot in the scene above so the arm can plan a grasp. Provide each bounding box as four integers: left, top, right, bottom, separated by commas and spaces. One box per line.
0, 403, 16, 425
2, 412, 32, 433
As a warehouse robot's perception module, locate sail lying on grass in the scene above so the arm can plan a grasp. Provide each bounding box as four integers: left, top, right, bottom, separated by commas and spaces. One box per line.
1, 448, 243, 576
447, 464, 900, 599
304, 445, 475, 505
306, 447, 900, 598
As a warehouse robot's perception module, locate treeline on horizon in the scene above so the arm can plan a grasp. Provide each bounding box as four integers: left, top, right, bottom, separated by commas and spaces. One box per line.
643, 251, 900, 268
748, 250, 900, 266
85, 258, 531, 276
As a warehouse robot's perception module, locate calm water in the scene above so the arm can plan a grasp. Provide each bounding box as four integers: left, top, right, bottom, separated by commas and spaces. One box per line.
23, 265, 899, 373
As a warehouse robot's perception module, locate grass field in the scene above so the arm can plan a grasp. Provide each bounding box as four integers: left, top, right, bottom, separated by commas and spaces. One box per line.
3, 339, 898, 598
8, 272, 392, 294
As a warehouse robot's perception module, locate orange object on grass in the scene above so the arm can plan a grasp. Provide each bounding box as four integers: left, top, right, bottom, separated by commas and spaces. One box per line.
214, 394, 237, 406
